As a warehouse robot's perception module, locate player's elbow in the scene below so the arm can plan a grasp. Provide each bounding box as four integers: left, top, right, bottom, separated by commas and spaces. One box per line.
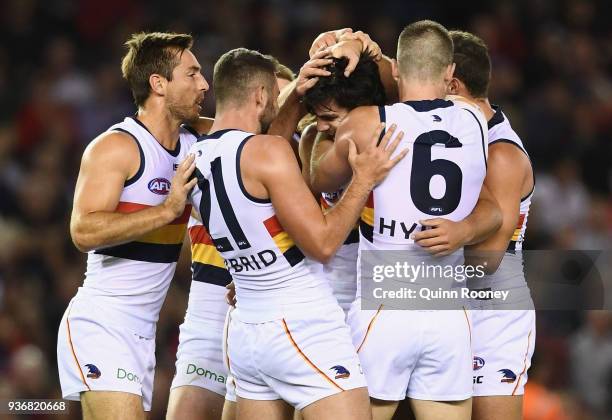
492, 208, 503, 231
70, 219, 95, 253
71, 232, 93, 253
304, 242, 336, 264
309, 242, 336, 264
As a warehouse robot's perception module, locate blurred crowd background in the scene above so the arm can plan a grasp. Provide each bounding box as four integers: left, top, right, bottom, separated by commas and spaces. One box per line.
0, 0, 611, 419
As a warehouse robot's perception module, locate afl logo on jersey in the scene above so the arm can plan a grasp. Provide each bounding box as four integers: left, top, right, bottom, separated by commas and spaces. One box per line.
148, 178, 171, 195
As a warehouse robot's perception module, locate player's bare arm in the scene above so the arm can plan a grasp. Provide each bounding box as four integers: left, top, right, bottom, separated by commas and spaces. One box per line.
463, 142, 533, 270
310, 105, 382, 192
243, 125, 405, 263
297, 123, 323, 195
302, 128, 335, 194
70, 131, 197, 252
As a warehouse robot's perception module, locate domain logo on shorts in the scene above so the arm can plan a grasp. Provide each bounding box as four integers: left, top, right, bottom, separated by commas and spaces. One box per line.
148, 178, 171, 195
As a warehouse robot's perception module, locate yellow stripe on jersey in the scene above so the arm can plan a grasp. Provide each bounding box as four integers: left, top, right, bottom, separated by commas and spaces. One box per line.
192, 243, 226, 269
271, 230, 295, 254
263, 215, 297, 252
361, 207, 374, 227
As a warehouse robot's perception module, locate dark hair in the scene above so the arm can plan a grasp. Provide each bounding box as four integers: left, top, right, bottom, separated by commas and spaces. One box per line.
303, 56, 386, 113
213, 48, 277, 108
121, 32, 193, 106
397, 20, 452, 80
450, 30, 491, 98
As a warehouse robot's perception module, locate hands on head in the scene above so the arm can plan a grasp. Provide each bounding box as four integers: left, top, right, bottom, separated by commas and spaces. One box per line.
296, 28, 383, 98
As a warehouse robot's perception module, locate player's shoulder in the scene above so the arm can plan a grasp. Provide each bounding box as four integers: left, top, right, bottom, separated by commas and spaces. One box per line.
337, 105, 380, 139
85, 129, 139, 158
244, 134, 294, 158
345, 105, 380, 122
80, 130, 140, 175
443, 96, 487, 131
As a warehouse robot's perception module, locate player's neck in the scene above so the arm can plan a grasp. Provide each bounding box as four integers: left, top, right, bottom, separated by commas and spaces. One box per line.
210, 107, 261, 135
398, 80, 446, 102
136, 105, 181, 150
474, 97, 495, 121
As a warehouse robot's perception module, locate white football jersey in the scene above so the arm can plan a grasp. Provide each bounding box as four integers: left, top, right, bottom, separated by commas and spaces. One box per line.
359, 99, 488, 251
189, 129, 334, 322
82, 116, 197, 337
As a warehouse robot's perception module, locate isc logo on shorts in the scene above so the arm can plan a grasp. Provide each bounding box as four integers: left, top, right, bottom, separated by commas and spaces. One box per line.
117, 368, 141, 383
186, 363, 226, 383
148, 178, 171, 195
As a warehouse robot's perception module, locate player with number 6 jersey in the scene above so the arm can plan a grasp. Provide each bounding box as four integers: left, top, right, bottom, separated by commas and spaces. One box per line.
310, 21, 501, 420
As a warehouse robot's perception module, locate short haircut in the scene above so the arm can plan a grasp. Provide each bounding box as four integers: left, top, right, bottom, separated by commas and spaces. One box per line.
450, 30, 491, 98
397, 20, 453, 80
121, 32, 193, 106
302, 56, 386, 113
271, 58, 295, 82
213, 48, 277, 108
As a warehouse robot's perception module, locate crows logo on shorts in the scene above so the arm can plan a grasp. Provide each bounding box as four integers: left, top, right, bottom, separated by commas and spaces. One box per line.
498, 369, 517, 383
473, 356, 485, 371
85, 364, 101, 379
330, 365, 350, 379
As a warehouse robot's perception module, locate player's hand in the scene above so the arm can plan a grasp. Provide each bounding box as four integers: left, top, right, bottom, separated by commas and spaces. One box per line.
348, 123, 408, 187
225, 281, 236, 306
340, 30, 382, 62
162, 153, 197, 220
412, 218, 470, 257
309, 28, 353, 57
322, 39, 363, 77
296, 51, 332, 96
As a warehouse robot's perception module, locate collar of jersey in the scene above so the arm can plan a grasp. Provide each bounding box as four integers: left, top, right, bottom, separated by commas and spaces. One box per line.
403, 98, 453, 112
197, 128, 247, 142
129, 116, 181, 157
487, 104, 505, 130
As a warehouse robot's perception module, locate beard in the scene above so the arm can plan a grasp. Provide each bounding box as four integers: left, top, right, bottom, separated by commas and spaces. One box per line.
167, 93, 202, 123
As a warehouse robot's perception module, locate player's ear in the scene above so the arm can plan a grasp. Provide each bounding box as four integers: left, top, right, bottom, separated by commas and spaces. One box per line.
391, 58, 399, 82
255, 85, 267, 110
149, 73, 167, 96
448, 78, 461, 95
444, 63, 456, 85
